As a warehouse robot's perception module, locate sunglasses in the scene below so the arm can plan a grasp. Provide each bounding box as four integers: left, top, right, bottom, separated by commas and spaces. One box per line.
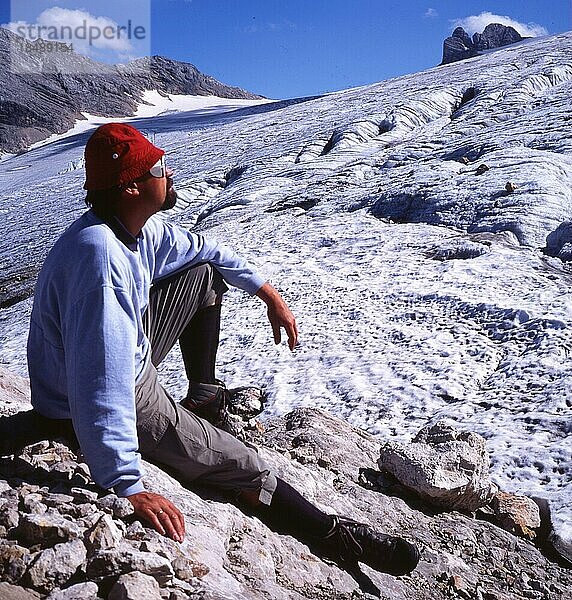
149, 156, 167, 178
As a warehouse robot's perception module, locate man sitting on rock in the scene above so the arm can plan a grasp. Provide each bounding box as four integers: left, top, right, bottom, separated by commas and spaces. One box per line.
21, 123, 419, 577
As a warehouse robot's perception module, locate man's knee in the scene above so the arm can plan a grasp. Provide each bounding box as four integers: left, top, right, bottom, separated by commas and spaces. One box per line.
190, 264, 227, 309
149, 263, 227, 317
176, 263, 225, 301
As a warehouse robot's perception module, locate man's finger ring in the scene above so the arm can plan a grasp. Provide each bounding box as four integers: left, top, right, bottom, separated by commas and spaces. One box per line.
157, 509, 164, 515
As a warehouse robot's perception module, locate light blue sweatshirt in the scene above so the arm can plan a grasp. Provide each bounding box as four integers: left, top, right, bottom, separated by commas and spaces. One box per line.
27, 209, 266, 497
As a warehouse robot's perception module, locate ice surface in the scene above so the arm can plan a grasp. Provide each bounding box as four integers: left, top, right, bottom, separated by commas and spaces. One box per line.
1, 32, 571, 542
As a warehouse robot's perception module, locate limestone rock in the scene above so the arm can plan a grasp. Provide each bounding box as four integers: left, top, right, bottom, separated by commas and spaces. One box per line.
96, 495, 134, 519
0, 541, 32, 584
491, 491, 541, 539
85, 513, 123, 553
87, 547, 174, 586
70, 487, 99, 503
43, 493, 75, 507
22, 494, 47, 515
24, 539, 87, 593
0, 504, 20, 529
124, 520, 147, 541
108, 571, 162, 600
265, 407, 380, 480
135, 534, 209, 583
171, 556, 209, 581
378, 421, 497, 511
0, 582, 40, 599
16, 512, 82, 548
1, 372, 572, 599
45, 582, 99, 599
61, 503, 100, 521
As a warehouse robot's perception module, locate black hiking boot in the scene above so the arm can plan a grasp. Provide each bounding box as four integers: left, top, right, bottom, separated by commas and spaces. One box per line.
318, 516, 420, 576
181, 380, 229, 426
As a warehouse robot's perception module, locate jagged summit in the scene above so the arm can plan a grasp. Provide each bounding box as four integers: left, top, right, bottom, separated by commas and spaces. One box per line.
0, 27, 263, 154
442, 22, 525, 65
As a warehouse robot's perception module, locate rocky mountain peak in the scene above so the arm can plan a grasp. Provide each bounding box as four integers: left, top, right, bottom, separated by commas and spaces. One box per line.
442, 22, 525, 65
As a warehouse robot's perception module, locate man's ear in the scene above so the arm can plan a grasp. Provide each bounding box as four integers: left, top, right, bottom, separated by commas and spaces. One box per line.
121, 182, 140, 198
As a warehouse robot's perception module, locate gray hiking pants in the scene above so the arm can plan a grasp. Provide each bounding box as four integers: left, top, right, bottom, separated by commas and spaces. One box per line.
136, 264, 276, 505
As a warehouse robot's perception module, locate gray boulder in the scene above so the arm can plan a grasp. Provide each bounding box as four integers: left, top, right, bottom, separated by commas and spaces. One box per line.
84, 513, 123, 553
45, 582, 99, 600
24, 539, 87, 593
0, 582, 40, 599
378, 421, 497, 511
16, 512, 82, 548
0, 541, 32, 584
96, 495, 134, 519
86, 546, 174, 586
544, 222, 572, 261
108, 571, 162, 600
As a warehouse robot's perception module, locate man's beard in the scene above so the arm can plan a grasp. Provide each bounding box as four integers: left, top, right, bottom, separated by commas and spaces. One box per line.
160, 177, 178, 211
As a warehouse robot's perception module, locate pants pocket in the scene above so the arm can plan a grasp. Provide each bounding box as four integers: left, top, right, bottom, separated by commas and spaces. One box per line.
145, 419, 225, 482
137, 409, 170, 453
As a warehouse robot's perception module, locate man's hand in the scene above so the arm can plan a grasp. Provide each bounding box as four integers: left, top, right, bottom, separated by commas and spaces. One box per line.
256, 282, 298, 351
127, 491, 186, 543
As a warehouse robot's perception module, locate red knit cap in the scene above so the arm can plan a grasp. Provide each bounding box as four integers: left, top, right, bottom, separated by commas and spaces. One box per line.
83, 123, 164, 190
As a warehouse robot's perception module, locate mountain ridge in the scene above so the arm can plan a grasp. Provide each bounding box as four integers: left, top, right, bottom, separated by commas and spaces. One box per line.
0, 27, 263, 154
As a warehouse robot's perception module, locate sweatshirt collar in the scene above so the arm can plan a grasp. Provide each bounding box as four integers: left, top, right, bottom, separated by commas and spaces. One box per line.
107, 216, 141, 251
89, 209, 141, 251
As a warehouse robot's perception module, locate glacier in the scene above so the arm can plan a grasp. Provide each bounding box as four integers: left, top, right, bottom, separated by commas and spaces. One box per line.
0, 31, 571, 546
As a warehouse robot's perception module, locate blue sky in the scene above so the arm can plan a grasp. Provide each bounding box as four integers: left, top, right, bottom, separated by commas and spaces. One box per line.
2, 1, 571, 98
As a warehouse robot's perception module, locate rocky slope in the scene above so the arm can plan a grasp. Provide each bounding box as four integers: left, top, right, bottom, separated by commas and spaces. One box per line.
0, 27, 263, 154
0, 368, 570, 600
442, 23, 524, 65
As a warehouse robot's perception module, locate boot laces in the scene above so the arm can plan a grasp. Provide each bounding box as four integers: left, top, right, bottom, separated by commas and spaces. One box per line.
323, 516, 396, 564
323, 516, 363, 562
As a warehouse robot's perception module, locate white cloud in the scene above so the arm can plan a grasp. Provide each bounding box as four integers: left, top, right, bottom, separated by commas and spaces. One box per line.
452, 11, 548, 38
3, 7, 139, 59
40, 8, 134, 53
425, 8, 438, 18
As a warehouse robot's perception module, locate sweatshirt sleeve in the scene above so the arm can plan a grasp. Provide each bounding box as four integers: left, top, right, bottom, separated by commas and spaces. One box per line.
63, 285, 145, 497
147, 218, 266, 295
